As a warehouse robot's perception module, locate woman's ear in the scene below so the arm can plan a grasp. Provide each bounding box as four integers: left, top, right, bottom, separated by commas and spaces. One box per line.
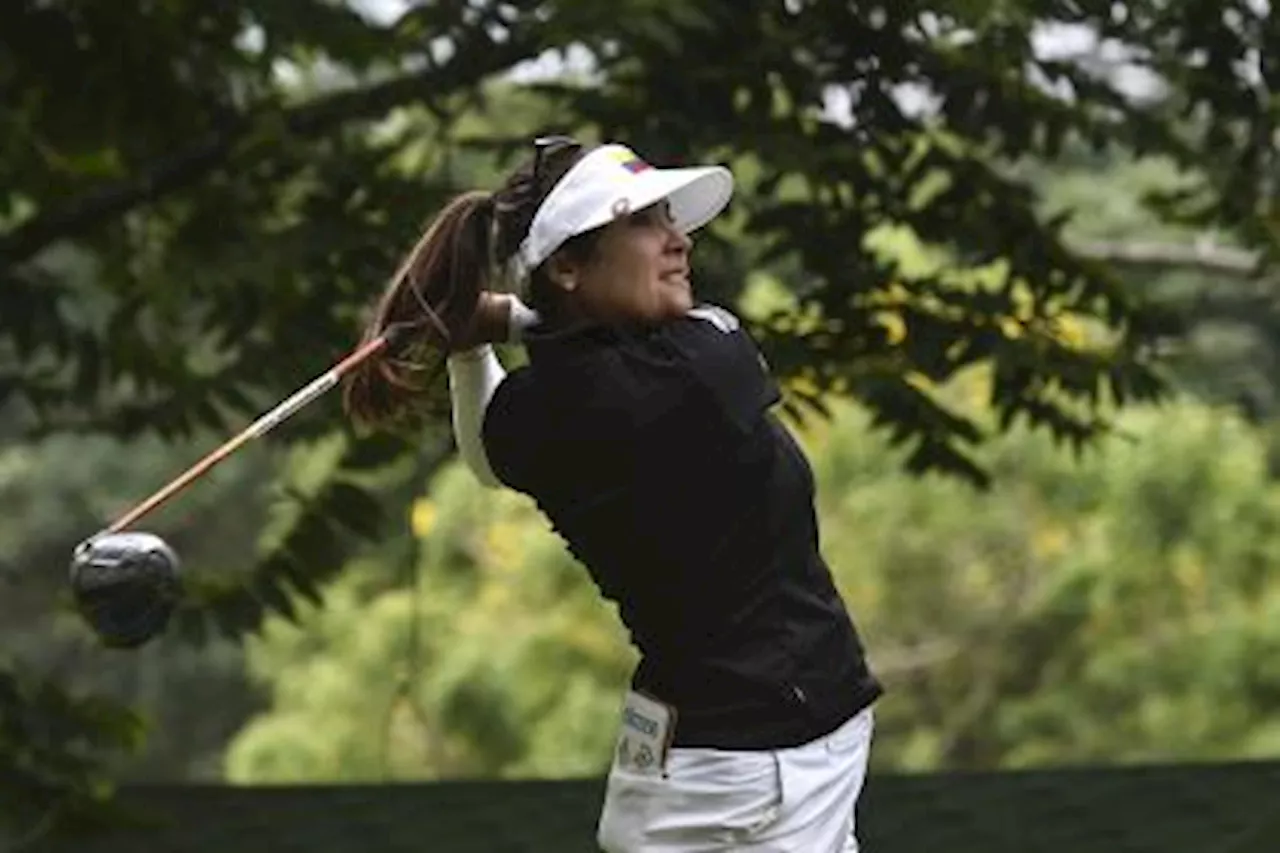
545, 252, 579, 293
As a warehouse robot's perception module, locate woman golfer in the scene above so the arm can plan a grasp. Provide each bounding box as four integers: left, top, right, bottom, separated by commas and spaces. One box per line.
345, 137, 882, 852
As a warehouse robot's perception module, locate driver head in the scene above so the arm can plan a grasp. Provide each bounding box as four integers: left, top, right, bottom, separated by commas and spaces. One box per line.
70, 531, 181, 649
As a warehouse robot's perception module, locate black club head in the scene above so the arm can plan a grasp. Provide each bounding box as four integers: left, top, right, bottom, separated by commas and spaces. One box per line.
70, 532, 182, 649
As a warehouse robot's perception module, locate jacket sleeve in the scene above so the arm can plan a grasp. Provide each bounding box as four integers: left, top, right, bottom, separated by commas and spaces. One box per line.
446, 345, 506, 488
444, 296, 541, 488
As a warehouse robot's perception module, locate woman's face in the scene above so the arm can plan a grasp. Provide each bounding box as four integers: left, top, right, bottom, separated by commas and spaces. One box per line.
549, 202, 695, 325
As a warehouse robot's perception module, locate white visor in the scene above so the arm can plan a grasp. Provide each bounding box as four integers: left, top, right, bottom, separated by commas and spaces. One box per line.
507, 143, 734, 284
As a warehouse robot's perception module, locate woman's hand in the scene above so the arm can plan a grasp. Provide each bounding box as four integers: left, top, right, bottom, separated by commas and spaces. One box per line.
451, 291, 515, 351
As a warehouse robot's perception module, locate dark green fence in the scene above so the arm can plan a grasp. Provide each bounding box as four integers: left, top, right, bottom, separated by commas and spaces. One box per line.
24, 761, 1280, 853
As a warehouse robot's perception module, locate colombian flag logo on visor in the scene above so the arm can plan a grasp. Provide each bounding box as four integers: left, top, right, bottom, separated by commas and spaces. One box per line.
607, 147, 652, 174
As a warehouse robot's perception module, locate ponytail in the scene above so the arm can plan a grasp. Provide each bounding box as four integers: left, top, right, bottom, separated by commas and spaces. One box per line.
342, 191, 494, 431
343, 137, 591, 433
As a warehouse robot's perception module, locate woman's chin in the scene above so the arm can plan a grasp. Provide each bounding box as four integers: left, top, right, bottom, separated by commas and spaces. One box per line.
661, 277, 694, 311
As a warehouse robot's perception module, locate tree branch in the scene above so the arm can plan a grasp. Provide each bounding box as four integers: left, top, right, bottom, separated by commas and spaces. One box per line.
0, 132, 244, 267
0, 32, 538, 268
1073, 239, 1263, 275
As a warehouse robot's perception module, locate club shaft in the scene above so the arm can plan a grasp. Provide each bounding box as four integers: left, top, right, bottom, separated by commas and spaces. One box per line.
104, 334, 390, 535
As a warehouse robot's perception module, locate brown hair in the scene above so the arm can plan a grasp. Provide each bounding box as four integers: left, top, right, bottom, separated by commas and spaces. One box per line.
342, 138, 598, 431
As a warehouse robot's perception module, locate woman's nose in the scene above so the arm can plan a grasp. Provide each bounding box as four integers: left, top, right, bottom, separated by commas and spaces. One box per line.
666, 224, 692, 252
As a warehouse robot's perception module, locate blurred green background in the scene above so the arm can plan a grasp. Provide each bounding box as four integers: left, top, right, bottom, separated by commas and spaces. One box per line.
4, 0, 1280, 843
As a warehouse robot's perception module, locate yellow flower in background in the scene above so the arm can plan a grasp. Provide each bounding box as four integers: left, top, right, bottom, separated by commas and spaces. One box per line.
1032, 523, 1069, 560
410, 498, 437, 539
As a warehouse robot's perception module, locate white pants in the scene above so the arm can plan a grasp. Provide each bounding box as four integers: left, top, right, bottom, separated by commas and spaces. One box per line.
597, 699, 875, 853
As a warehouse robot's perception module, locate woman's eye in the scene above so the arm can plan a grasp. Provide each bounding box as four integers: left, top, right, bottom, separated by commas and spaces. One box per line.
630, 206, 673, 227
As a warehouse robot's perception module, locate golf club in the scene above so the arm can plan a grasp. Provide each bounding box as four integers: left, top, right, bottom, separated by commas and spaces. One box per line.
69, 322, 420, 648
